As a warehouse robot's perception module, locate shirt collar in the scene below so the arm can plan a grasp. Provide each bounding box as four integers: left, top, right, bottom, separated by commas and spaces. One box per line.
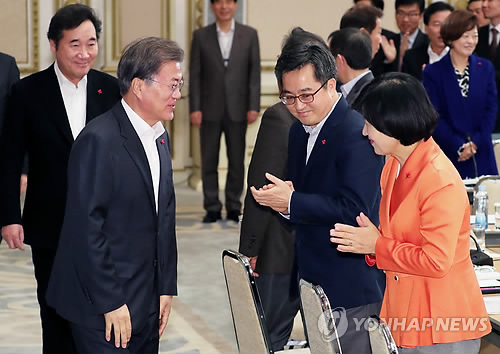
216, 19, 235, 34
121, 98, 165, 140
302, 93, 342, 135
54, 60, 87, 89
427, 45, 449, 64
340, 71, 371, 97
490, 23, 500, 33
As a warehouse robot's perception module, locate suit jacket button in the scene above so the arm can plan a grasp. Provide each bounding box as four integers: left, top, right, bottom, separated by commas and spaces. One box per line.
153, 260, 157, 267
394, 275, 398, 281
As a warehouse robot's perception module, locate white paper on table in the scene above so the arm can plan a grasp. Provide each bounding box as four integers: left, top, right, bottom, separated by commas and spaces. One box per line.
483, 296, 500, 314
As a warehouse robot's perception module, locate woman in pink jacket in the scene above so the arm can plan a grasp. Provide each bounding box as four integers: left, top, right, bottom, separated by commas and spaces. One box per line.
331, 72, 490, 353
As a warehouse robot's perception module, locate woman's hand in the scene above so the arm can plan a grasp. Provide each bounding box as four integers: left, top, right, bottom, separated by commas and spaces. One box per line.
457, 141, 477, 162
330, 212, 380, 254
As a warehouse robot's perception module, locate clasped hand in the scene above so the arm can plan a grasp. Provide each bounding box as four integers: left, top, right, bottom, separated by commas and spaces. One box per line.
250, 173, 294, 213
330, 212, 380, 254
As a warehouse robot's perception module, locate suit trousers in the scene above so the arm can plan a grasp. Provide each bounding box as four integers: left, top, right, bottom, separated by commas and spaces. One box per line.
200, 117, 247, 213
31, 246, 77, 354
255, 273, 301, 351
71, 311, 160, 354
336, 301, 382, 354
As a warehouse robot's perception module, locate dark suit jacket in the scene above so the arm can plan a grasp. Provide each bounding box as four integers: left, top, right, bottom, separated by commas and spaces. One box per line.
371, 28, 398, 77
239, 103, 296, 274
288, 96, 386, 310
345, 71, 374, 107
0, 53, 19, 137
47, 102, 177, 331
189, 22, 260, 121
402, 44, 429, 81
423, 53, 498, 178
475, 25, 500, 132
0, 64, 121, 248
382, 29, 428, 73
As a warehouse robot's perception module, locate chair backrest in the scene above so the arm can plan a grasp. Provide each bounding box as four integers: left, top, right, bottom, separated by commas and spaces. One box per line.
222, 250, 272, 354
367, 316, 399, 354
493, 139, 500, 173
299, 279, 342, 354
475, 175, 500, 214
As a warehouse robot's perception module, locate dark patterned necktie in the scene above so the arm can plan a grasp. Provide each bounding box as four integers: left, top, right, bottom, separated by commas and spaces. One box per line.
491, 28, 498, 59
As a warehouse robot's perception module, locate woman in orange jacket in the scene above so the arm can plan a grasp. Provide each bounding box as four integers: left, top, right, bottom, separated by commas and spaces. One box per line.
331, 72, 490, 353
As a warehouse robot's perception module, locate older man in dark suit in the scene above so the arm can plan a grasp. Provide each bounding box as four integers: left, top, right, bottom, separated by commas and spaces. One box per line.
251, 28, 385, 354
0, 5, 120, 353
47, 37, 181, 354
189, 0, 260, 223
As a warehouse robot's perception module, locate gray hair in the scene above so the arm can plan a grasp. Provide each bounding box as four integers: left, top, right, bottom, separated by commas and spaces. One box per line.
117, 37, 184, 96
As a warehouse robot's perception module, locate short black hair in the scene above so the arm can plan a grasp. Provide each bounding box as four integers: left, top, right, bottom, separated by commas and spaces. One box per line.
329, 28, 372, 70
358, 72, 438, 146
47, 4, 102, 48
354, 0, 385, 11
395, 0, 425, 13
275, 27, 336, 90
340, 5, 383, 34
423, 1, 454, 26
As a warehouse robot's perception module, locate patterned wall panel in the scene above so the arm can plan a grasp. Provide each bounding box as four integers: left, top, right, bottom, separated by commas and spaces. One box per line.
0, 0, 39, 74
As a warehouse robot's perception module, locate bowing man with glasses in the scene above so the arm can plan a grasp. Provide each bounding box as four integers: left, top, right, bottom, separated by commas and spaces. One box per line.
47, 37, 181, 353
251, 27, 385, 354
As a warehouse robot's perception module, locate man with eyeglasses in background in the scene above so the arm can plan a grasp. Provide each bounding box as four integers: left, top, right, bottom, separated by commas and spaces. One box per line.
393, 0, 428, 72
251, 27, 385, 354
402, 1, 454, 81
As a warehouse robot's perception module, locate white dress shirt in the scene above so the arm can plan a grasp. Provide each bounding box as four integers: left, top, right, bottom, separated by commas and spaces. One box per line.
283, 94, 342, 216
121, 99, 165, 212
54, 61, 87, 139
427, 45, 449, 65
216, 19, 235, 67
340, 71, 372, 98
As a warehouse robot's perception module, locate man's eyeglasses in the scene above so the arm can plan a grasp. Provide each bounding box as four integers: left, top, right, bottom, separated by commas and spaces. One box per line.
280, 80, 328, 106
395, 10, 420, 19
147, 78, 184, 94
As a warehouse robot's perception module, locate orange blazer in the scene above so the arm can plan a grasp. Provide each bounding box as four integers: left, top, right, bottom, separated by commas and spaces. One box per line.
374, 137, 491, 348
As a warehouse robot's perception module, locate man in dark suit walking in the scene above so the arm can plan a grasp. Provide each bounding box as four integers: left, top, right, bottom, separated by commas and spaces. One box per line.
251, 28, 385, 354
477, 0, 500, 132
189, 0, 260, 223
403, 2, 453, 81
329, 28, 374, 107
46, 36, 181, 354
239, 102, 298, 351
0, 4, 121, 353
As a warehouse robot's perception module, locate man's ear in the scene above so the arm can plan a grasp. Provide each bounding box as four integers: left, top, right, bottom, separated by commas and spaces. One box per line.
131, 78, 144, 99
49, 40, 57, 54
360, 27, 370, 36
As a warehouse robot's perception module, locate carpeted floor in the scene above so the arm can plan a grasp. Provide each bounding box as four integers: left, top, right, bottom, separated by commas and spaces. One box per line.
0, 180, 240, 354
